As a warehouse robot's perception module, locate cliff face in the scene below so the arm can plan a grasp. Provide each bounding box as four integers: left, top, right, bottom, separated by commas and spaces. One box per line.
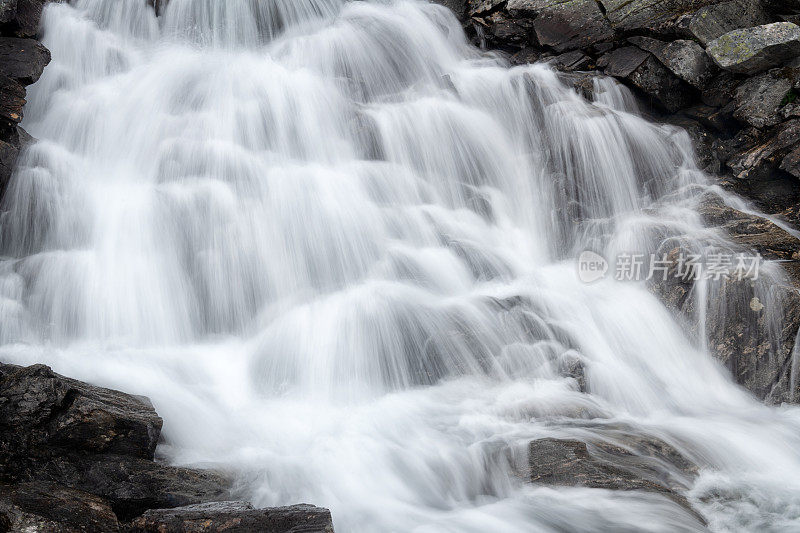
0, 0, 49, 197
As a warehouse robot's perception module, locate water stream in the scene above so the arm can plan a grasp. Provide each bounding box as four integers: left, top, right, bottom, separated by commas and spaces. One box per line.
2, 1, 800, 531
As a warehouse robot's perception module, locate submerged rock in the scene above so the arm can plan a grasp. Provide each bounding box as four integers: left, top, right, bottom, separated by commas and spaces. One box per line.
528, 437, 706, 525
707, 22, 800, 75
128, 501, 335, 533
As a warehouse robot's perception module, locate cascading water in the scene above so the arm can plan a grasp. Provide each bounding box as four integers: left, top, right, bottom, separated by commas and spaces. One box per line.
3, 0, 800, 530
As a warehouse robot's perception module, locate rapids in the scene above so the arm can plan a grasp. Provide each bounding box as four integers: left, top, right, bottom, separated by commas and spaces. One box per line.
2, 0, 800, 531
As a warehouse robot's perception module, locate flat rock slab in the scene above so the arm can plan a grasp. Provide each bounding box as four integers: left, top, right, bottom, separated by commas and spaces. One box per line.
520, 0, 614, 53
707, 22, 800, 75
128, 501, 335, 533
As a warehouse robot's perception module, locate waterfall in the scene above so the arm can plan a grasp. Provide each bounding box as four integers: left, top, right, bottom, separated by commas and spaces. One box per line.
2, 0, 800, 531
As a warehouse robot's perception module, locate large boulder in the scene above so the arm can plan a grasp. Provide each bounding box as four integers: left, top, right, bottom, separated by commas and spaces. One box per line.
688, 0, 771, 45
30, 451, 231, 520
521, 0, 614, 53
732, 71, 794, 128
598, 0, 716, 35
0, 36, 50, 84
128, 501, 335, 533
707, 22, 800, 75
0, 73, 25, 127
0, 0, 47, 37
628, 36, 716, 89
0, 363, 163, 468
598, 46, 695, 112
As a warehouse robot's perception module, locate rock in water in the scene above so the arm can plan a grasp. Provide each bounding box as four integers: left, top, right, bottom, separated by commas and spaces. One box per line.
128, 502, 335, 533
707, 22, 800, 75
0, 363, 163, 466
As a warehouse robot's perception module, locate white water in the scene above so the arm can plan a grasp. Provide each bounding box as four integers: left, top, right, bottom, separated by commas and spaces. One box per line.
3, 0, 800, 531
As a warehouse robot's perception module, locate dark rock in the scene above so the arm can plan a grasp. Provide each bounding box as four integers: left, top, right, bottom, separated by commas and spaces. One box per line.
0, 481, 121, 532
598, 0, 717, 36
732, 71, 794, 128
700, 70, 738, 107
0, 73, 25, 126
528, 437, 706, 524
525, 0, 614, 53
728, 119, 800, 180
0, 363, 163, 468
128, 502, 335, 533
628, 36, 716, 89
30, 451, 231, 520
547, 49, 592, 71
780, 145, 800, 178
688, 0, 770, 46
0, 36, 50, 84
0, 134, 18, 194
1, 0, 47, 38
707, 22, 800, 75
599, 46, 695, 112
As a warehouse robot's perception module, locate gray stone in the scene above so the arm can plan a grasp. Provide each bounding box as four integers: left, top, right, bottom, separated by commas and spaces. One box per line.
729, 119, 800, 179
629, 36, 716, 88
707, 22, 800, 75
599, 0, 717, 35
599, 46, 694, 112
733, 72, 794, 128
547, 49, 592, 71
521, 0, 614, 52
688, 0, 771, 45
0, 37, 50, 84
129, 502, 335, 533
528, 437, 706, 525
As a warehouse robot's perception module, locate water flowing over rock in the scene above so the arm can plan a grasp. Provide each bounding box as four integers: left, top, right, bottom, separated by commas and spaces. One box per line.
3, 0, 800, 531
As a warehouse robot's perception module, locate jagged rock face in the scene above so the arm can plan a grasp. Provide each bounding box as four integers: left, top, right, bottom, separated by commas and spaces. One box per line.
0, 36, 49, 84
129, 502, 335, 533
707, 22, 800, 74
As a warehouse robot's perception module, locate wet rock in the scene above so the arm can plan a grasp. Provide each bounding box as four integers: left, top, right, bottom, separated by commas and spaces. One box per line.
728, 119, 800, 180
0, 363, 163, 467
688, 0, 770, 46
128, 501, 335, 533
547, 49, 592, 71
628, 36, 716, 89
0, 481, 121, 532
528, 437, 706, 524
707, 22, 800, 75
732, 71, 794, 128
432, 0, 469, 20
31, 451, 230, 520
525, 0, 614, 53
0, 36, 50, 84
599, 46, 694, 112
0, 73, 25, 126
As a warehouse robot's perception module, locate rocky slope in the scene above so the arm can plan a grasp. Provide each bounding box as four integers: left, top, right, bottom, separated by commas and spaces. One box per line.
437, 0, 800, 404
0, 363, 335, 532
